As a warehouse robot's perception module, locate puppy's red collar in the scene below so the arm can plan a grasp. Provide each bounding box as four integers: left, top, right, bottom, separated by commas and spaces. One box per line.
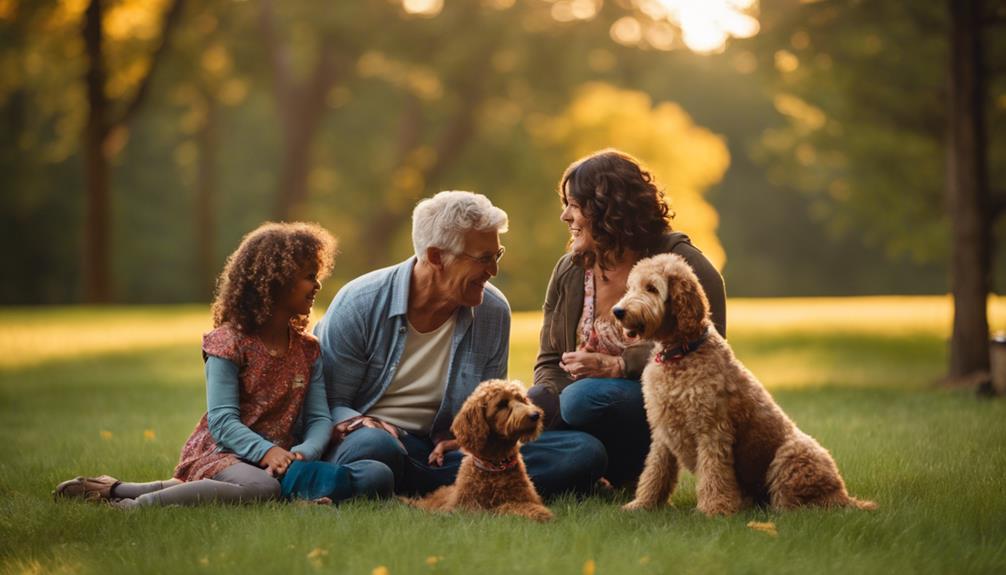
472, 453, 519, 473
655, 328, 712, 364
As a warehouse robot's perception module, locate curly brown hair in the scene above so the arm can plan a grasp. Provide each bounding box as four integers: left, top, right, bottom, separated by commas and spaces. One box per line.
211, 222, 337, 334
560, 148, 673, 271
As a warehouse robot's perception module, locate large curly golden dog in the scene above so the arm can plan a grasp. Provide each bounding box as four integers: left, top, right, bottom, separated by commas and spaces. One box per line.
614, 254, 876, 516
406, 380, 553, 522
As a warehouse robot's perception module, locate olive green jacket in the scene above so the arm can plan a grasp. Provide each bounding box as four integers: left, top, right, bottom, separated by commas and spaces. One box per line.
529, 232, 726, 426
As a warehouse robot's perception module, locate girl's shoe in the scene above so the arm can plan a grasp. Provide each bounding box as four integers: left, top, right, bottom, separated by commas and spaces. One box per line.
53, 475, 121, 502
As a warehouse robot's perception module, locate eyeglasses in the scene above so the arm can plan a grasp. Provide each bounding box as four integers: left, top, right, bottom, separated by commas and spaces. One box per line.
456, 246, 506, 267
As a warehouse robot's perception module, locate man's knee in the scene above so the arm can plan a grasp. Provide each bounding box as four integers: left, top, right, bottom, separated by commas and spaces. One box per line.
346, 460, 395, 499
329, 427, 406, 470
525, 431, 608, 497
561, 432, 607, 481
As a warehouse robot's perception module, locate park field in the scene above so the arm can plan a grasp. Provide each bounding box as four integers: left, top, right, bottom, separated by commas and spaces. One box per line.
1, 297, 1005, 574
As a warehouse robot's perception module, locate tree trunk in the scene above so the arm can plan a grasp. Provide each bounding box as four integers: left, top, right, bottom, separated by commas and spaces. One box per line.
81, 0, 185, 303
946, 0, 991, 379
259, 1, 341, 221
83, 0, 111, 303
195, 93, 218, 299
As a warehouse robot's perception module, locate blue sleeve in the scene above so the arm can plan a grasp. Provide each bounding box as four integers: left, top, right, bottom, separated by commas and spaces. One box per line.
290, 356, 333, 461
205, 356, 275, 464
315, 294, 368, 424
485, 309, 510, 381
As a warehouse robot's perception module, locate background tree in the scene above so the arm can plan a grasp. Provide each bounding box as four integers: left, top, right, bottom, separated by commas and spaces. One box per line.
5, 0, 988, 314
751, 0, 1005, 381
82, 0, 185, 302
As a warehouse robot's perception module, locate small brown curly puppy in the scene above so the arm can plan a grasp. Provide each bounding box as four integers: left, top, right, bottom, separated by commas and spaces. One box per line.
406, 380, 553, 522
614, 254, 876, 516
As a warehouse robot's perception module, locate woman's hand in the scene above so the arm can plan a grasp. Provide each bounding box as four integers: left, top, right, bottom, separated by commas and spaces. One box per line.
560, 351, 624, 380
428, 439, 460, 467
259, 446, 297, 476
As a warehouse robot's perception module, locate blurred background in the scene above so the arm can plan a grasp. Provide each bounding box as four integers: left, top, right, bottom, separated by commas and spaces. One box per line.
1, 0, 1003, 321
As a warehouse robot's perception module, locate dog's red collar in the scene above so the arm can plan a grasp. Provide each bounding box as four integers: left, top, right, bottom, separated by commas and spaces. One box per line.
655, 328, 712, 364
471, 453, 519, 473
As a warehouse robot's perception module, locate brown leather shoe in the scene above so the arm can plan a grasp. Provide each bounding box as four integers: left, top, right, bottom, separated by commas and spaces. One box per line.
53, 475, 121, 501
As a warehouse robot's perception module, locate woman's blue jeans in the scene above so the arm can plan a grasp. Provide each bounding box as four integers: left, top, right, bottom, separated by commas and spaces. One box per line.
559, 377, 650, 487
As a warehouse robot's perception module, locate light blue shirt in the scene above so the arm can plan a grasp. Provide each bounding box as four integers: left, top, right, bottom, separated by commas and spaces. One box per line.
204, 355, 332, 463
314, 257, 510, 440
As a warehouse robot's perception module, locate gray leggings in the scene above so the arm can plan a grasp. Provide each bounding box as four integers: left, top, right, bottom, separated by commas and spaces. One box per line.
113, 462, 279, 507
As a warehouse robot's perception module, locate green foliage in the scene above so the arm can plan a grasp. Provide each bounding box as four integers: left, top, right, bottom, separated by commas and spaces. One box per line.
1, 0, 980, 305
2, 304, 1006, 574
751, 0, 1004, 263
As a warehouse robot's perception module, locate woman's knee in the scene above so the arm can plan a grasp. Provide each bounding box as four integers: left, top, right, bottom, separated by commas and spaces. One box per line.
560, 378, 614, 427
560, 378, 643, 428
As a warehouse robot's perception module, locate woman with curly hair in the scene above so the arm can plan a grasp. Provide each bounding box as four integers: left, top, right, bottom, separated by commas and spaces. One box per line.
54, 222, 393, 507
528, 149, 727, 487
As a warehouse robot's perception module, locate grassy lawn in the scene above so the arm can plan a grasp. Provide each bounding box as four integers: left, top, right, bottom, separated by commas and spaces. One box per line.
2, 297, 1005, 574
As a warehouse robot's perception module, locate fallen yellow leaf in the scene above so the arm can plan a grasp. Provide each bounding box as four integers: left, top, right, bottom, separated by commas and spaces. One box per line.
144, 429, 156, 441
99, 430, 113, 440
373, 566, 390, 575
307, 548, 328, 569
583, 559, 596, 575
747, 521, 778, 537
198, 556, 209, 566
425, 556, 443, 566
307, 548, 328, 560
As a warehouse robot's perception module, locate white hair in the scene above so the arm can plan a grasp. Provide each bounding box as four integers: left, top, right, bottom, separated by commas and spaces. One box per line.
412, 191, 509, 262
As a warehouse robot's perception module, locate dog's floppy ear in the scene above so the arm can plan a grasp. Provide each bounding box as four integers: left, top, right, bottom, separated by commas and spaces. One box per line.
665, 263, 708, 341
451, 386, 491, 452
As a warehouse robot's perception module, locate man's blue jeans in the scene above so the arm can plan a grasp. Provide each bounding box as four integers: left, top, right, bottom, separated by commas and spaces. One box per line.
559, 377, 650, 487
325, 427, 607, 498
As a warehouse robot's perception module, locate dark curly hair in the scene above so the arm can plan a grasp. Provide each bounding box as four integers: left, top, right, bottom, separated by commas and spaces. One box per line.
560, 148, 673, 271
211, 222, 338, 334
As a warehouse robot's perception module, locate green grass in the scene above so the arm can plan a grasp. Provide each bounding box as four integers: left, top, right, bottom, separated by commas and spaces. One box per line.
2, 299, 1006, 574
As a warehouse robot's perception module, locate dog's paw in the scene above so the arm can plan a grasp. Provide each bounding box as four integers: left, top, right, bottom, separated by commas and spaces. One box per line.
622, 499, 658, 512
697, 499, 740, 517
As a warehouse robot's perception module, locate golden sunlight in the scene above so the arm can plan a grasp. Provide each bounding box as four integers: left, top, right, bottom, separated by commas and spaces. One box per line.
401, 0, 443, 17
620, 0, 760, 53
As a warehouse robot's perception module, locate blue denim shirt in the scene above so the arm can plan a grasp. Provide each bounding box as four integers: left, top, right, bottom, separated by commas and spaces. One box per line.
314, 257, 510, 440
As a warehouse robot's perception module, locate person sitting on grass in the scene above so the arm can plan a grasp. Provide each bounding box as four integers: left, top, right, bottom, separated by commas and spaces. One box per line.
53, 222, 393, 508
316, 191, 606, 497
528, 149, 726, 488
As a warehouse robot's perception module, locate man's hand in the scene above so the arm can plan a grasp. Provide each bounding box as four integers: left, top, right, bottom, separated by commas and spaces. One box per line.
428, 439, 460, 467
560, 350, 624, 380
331, 415, 401, 445
259, 446, 297, 477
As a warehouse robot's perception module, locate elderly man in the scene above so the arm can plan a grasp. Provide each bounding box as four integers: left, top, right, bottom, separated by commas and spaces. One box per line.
315, 191, 606, 496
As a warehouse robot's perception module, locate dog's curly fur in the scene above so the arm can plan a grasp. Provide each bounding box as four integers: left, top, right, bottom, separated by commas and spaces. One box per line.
615, 254, 876, 516
406, 380, 553, 522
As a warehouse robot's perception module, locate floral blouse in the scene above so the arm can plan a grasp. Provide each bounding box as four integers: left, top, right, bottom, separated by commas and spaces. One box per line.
576, 268, 638, 356
172, 324, 321, 481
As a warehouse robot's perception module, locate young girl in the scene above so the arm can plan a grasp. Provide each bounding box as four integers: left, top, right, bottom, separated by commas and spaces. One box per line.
54, 222, 393, 507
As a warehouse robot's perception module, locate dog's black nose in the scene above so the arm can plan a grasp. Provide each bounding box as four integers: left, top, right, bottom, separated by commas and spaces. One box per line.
529, 411, 540, 421
612, 307, 625, 320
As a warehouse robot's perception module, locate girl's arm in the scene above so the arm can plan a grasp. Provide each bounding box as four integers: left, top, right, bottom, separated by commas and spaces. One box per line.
205, 355, 275, 464
290, 356, 332, 461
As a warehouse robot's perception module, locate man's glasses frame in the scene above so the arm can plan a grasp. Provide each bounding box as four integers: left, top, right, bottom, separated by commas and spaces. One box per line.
455, 246, 506, 267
